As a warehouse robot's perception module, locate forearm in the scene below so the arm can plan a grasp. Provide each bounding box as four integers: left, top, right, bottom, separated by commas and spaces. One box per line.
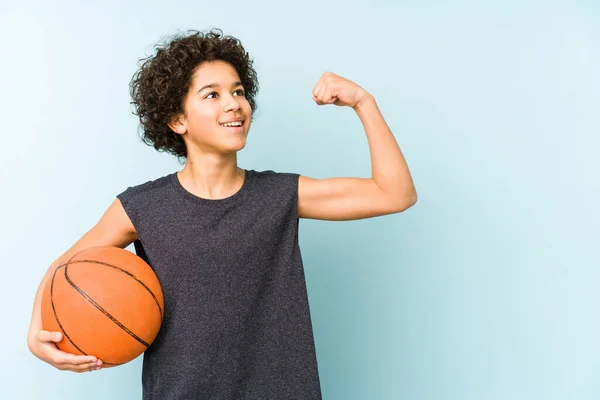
27, 257, 65, 345
354, 95, 417, 201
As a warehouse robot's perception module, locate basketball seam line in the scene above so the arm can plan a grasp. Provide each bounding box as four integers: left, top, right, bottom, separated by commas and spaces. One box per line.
64, 263, 151, 348
63, 258, 164, 321
55, 249, 164, 322
50, 264, 120, 366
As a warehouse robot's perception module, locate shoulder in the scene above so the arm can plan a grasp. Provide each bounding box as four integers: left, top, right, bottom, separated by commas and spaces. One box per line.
248, 170, 301, 209
116, 173, 174, 206
249, 169, 300, 188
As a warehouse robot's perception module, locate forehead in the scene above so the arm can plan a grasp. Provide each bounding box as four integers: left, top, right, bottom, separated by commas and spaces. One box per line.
191, 60, 241, 88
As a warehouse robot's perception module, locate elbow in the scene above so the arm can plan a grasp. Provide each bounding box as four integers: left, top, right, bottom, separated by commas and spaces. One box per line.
407, 191, 418, 208
393, 189, 417, 213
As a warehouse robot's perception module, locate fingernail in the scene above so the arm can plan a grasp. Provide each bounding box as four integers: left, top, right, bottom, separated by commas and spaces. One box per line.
54, 333, 61, 341
96, 360, 102, 366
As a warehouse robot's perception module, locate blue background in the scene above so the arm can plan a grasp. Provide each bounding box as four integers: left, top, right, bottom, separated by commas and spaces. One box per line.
1, 0, 598, 398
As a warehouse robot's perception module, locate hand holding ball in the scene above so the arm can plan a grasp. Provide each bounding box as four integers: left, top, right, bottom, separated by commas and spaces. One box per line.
41, 246, 164, 367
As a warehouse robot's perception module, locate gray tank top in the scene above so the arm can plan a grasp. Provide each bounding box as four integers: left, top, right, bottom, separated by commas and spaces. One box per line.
116, 169, 322, 399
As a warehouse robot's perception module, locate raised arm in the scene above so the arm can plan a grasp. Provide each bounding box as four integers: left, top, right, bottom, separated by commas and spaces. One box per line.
298, 72, 417, 221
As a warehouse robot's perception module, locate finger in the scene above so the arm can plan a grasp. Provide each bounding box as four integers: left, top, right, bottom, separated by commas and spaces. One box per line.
75, 359, 103, 372
313, 86, 326, 105
313, 74, 328, 99
77, 362, 102, 373
329, 88, 339, 103
316, 83, 328, 102
65, 362, 97, 373
57, 360, 101, 374
38, 330, 62, 343
321, 86, 337, 105
325, 89, 338, 104
323, 84, 338, 104
52, 349, 97, 365
312, 83, 322, 102
312, 92, 325, 105
64, 354, 98, 366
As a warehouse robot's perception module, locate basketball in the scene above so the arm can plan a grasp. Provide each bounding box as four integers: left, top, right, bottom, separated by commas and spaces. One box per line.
41, 246, 164, 368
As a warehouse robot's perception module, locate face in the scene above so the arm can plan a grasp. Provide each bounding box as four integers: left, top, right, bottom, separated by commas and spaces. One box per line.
170, 60, 252, 155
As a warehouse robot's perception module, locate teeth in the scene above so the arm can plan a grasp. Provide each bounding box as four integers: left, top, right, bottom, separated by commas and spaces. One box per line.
221, 121, 242, 127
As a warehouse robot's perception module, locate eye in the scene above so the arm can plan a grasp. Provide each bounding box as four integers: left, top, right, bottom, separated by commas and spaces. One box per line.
234, 89, 245, 97
205, 92, 218, 99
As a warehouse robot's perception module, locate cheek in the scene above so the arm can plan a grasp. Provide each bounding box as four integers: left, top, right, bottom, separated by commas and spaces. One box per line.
242, 98, 252, 116
186, 105, 217, 128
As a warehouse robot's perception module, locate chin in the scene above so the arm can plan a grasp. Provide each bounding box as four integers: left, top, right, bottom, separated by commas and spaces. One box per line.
223, 139, 247, 153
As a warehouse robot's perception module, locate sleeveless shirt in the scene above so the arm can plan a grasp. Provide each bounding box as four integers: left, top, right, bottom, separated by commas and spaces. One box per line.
116, 169, 322, 400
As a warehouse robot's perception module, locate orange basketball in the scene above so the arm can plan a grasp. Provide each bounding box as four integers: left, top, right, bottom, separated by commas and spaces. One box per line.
41, 246, 164, 368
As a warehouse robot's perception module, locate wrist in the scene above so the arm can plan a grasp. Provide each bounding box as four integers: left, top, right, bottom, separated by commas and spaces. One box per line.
353, 92, 375, 112
353, 94, 377, 119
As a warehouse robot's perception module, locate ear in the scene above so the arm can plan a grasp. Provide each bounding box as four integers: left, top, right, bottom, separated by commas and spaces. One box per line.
168, 113, 187, 135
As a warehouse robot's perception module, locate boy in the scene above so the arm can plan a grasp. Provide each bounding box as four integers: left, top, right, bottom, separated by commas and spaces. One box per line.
27, 28, 417, 399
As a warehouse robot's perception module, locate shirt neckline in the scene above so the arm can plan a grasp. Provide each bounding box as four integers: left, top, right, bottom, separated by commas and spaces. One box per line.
170, 169, 252, 205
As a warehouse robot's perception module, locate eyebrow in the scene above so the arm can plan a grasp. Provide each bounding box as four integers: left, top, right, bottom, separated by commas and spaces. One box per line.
196, 81, 243, 94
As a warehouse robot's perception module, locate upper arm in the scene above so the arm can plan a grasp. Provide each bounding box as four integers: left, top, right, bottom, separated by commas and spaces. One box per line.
50, 199, 138, 269
297, 176, 416, 221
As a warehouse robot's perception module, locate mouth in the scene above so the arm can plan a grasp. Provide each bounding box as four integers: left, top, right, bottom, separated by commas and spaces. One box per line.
219, 119, 245, 128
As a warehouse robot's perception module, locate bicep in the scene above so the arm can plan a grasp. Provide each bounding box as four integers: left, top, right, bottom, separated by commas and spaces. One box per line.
297, 176, 410, 221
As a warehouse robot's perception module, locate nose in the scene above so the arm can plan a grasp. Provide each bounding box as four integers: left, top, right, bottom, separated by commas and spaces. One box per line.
222, 93, 241, 113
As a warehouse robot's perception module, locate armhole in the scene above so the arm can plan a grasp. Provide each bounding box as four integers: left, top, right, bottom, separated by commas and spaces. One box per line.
116, 189, 140, 240
289, 173, 300, 221
283, 173, 301, 243
133, 239, 152, 267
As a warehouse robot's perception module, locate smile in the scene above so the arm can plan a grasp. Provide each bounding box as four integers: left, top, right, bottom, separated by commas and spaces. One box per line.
220, 121, 243, 127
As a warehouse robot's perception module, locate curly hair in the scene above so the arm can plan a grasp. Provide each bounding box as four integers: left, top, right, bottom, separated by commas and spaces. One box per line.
129, 28, 259, 159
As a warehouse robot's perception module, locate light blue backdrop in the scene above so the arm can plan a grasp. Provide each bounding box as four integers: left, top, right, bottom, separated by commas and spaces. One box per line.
1, 0, 598, 399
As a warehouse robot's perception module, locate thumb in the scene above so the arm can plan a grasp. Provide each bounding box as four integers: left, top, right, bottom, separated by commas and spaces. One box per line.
39, 330, 62, 343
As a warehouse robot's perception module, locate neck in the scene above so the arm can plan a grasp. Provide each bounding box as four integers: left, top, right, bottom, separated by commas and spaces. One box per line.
177, 152, 245, 200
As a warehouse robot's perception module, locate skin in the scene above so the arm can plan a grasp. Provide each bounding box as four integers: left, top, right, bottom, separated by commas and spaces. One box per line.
27, 59, 417, 372
168, 60, 253, 201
